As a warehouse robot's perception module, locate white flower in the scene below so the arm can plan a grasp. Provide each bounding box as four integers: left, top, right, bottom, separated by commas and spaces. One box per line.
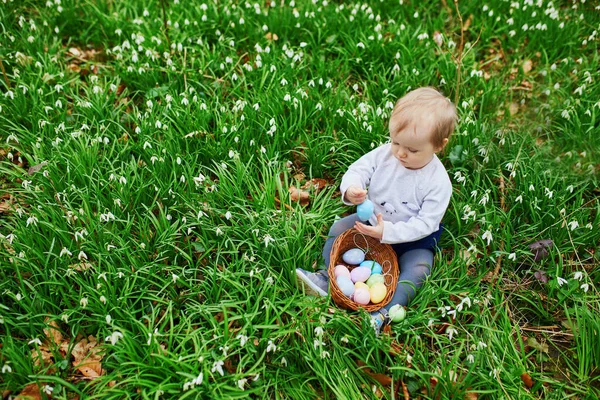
105, 314, 112, 325
28, 338, 42, 346
59, 247, 72, 257
263, 234, 275, 247
99, 295, 107, 304
574, 271, 583, 281
78, 251, 88, 261
43, 385, 54, 395
477, 341, 487, 350
568, 220, 579, 231
281, 357, 287, 366
1, 364, 11, 373
557, 277, 568, 287
447, 327, 458, 341
211, 360, 225, 376
466, 354, 475, 363
237, 378, 247, 390
482, 230, 493, 245
236, 334, 248, 347
106, 331, 123, 345
314, 327, 324, 336
225, 211, 232, 220
80, 297, 89, 308
266, 340, 277, 353
580, 283, 589, 292
508, 253, 516, 261
26, 216, 38, 227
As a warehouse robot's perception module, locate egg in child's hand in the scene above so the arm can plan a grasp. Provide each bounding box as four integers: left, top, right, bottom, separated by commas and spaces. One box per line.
350, 266, 371, 283
334, 265, 351, 279
366, 273, 385, 287
360, 260, 382, 274
353, 287, 371, 305
342, 248, 365, 265
369, 282, 387, 303
356, 199, 374, 221
336, 276, 355, 298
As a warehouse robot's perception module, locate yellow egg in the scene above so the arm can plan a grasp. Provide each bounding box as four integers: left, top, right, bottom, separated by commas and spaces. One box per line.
354, 282, 369, 290
369, 282, 387, 304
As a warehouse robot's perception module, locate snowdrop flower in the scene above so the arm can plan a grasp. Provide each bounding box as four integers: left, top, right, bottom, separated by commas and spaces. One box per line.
26, 216, 38, 227
266, 340, 277, 353
99, 295, 107, 304
59, 247, 72, 257
211, 360, 225, 376
482, 230, 493, 245
314, 327, 324, 336
508, 253, 516, 261
106, 315, 112, 325
80, 297, 89, 308
28, 338, 42, 346
447, 327, 458, 341
580, 283, 589, 292
78, 251, 88, 261
236, 334, 248, 347
172, 273, 179, 283
263, 234, 275, 247
573, 271, 583, 281
477, 341, 487, 350
1, 364, 11, 373
43, 385, 53, 396
237, 378, 247, 390
466, 354, 475, 363
557, 277, 568, 287
105, 331, 123, 345
568, 221, 579, 230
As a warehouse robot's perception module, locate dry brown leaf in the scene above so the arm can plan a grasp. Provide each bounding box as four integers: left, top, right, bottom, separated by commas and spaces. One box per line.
289, 186, 310, 205
68, 262, 93, 272
30, 348, 53, 368
300, 178, 329, 192
356, 360, 393, 386
509, 103, 519, 116
44, 318, 63, 346
521, 372, 534, 389
523, 59, 533, 74
0, 201, 11, 214
16, 383, 42, 400
465, 392, 478, 400
265, 32, 279, 41
3, 390, 12, 398
72, 335, 104, 377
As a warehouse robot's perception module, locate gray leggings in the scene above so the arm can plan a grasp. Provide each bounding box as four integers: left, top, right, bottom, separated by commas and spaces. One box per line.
321, 214, 433, 311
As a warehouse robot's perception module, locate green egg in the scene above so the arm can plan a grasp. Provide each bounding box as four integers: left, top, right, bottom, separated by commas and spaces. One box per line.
366, 273, 384, 288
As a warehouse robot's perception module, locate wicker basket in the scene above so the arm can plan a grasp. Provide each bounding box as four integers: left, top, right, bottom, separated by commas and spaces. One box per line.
328, 228, 399, 312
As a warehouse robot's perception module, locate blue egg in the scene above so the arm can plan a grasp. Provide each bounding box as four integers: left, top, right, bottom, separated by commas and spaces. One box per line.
336, 276, 355, 298
360, 260, 383, 274
342, 248, 365, 265
357, 199, 374, 221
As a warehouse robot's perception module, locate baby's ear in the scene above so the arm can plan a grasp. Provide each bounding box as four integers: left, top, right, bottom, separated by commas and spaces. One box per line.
436, 138, 449, 152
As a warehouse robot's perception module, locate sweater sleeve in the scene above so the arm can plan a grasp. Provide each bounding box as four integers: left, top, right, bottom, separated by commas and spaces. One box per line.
339, 146, 383, 206
380, 176, 452, 244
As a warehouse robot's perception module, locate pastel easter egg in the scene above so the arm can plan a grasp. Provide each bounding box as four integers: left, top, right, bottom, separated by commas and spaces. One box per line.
369, 282, 387, 304
342, 248, 365, 265
360, 260, 382, 274
388, 304, 406, 322
354, 281, 369, 290
350, 266, 371, 283
366, 273, 385, 288
353, 287, 371, 305
357, 199, 374, 221
334, 265, 351, 279
336, 276, 355, 298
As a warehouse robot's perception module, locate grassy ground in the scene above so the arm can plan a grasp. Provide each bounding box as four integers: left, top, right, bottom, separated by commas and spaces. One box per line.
0, 0, 599, 398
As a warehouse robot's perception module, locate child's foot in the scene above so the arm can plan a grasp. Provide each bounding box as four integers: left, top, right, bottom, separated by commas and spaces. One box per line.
295, 268, 329, 297
369, 310, 389, 335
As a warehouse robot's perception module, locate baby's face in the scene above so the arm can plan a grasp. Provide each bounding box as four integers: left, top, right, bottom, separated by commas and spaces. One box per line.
390, 124, 442, 170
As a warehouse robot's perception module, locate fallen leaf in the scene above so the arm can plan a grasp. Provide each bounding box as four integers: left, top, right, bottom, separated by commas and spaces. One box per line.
15, 383, 42, 400
44, 318, 63, 346
433, 31, 443, 47
300, 178, 329, 192
509, 103, 519, 116
30, 347, 53, 368
522, 59, 533, 74
265, 32, 278, 41
0, 201, 11, 214
72, 335, 104, 377
356, 360, 393, 386
521, 372, 534, 389
68, 262, 94, 272
28, 162, 47, 175
465, 392, 478, 400
289, 185, 310, 205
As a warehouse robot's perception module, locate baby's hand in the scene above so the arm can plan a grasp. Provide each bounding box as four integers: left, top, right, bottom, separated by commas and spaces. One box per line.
345, 186, 368, 205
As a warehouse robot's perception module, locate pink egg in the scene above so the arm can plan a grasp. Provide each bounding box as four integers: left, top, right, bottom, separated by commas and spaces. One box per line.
350, 266, 371, 283
334, 265, 351, 279
353, 287, 371, 305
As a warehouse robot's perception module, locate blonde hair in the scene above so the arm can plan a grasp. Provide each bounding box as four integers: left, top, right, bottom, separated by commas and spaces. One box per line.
388, 87, 457, 149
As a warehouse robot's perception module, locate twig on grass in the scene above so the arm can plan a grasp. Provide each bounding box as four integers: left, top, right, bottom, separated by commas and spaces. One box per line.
452, 0, 465, 106
0, 56, 11, 89
159, 0, 171, 50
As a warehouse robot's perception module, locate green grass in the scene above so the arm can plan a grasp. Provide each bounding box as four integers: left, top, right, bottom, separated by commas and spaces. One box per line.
1, 0, 599, 398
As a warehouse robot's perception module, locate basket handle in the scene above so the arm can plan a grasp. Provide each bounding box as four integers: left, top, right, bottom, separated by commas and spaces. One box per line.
352, 231, 370, 254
